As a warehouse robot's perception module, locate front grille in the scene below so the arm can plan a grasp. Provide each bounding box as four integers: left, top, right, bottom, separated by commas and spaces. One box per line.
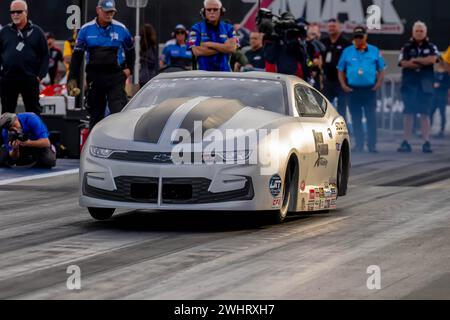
162, 177, 254, 204
84, 176, 158, 203
83, 175, 254, 205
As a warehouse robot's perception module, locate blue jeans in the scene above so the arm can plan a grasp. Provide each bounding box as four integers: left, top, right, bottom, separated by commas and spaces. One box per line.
348, 87, 377, 150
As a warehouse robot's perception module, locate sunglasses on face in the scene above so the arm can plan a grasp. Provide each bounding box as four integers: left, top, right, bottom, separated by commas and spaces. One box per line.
354, 35, 364, 39
10, 10, 24, 15
175, 31, 186, 35
206, 8, 219, 12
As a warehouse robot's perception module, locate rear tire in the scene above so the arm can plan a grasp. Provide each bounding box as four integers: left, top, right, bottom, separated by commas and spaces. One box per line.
88, 207, 115, 221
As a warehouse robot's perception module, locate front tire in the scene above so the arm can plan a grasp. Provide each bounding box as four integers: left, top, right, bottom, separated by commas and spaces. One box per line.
337, 150, 349, 197
88, 207, 115, 221
270, 160, 298, 224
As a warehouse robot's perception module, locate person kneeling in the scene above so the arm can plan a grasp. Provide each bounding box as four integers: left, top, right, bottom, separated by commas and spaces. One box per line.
0, 113, 56, 168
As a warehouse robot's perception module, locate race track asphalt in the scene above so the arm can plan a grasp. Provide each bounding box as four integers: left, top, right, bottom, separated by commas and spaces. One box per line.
0, 132, 449, 300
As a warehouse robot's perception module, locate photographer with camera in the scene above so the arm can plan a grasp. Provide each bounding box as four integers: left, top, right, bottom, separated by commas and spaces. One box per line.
257, 9, 310, 81
0, 113, 56, 168
188, 0, 237, 72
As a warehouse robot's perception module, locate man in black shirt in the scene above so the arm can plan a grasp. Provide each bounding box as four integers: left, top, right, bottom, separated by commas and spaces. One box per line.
0, 0, 49, 115
245, 32, 265, 70
306, 24, 325, 90
68, 0, 135, 130
397, 21, 438, 154
46, 32, 64, 85
321, 19, 351, 119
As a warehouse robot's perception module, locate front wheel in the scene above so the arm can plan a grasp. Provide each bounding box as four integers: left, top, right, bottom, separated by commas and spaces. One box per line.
270, 161, 298, 224
88, 207, 115, 221
337, 151, 349, 197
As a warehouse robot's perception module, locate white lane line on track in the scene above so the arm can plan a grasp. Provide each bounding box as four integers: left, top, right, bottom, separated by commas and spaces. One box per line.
0, 169, 79, 186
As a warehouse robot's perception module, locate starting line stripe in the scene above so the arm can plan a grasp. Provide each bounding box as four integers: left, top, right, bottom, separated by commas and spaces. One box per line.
0, 169, 79, 186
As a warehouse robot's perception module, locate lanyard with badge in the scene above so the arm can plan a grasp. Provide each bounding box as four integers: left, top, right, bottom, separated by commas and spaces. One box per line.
325, 43, 334, 64
16, 29, 27, 52
356, 50, 365, 77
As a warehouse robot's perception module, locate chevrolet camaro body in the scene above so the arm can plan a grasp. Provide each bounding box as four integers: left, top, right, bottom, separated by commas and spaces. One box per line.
80, 71, 351, 220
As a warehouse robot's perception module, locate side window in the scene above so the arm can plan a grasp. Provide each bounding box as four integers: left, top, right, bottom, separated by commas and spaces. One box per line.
310, 88, 328, 113
295, 85, 326, 117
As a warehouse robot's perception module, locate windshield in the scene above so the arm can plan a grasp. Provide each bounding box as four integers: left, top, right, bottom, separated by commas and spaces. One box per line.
125, 77, 287, 115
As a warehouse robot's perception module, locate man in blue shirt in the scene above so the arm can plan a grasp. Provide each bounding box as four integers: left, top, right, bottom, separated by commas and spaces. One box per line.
0, 113, 56, 168
161, 25, 193, 70
68, 0, 135, 130
338, 26, 385, 153
188, 0, 237, 72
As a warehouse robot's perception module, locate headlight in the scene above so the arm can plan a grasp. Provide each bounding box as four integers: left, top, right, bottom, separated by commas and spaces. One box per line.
89, 146, 116, 159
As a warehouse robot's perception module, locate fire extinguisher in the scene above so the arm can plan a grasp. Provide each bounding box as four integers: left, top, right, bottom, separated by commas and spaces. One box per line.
80, 120, 90, 152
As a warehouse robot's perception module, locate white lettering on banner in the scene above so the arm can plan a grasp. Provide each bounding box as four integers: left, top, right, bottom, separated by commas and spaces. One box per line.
321, 0, 365, 22
241, 0, 404, 35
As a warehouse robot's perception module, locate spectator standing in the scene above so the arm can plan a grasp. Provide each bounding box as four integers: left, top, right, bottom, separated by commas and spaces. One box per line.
431, 57, 450, 138
161, 25, 193, 71
397, 21, 438, 153
139, 23, 159, 87
63, 29, 78, 77
245, 32, 265, 70
338, 26, 385, 153
0, 0, 49, 115
68, 0, 135, 130
306, 24, 325, 90
46, 32, 64, 85
262, 14, 310, 80
188, 0, 237, 72
321, 19, 351, 119
442, 46, 450, 72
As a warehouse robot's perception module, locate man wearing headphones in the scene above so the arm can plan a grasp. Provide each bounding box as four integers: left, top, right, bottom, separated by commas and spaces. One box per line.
188, 0, 237, 72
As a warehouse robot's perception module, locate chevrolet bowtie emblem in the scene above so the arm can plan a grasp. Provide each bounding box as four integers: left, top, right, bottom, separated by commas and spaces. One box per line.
153, 154, 172, 162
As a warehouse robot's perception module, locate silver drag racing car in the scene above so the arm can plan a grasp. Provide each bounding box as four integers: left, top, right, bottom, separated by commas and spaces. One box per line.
80, 71, 351, 223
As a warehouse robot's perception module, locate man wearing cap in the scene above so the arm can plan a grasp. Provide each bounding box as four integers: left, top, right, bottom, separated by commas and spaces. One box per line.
0, 112, 56, 168
67, 0, 135, 130
0, 0, 49, 115
161, 25, 193, 70
338, 26, 385, 153
397, 21, 439, 154
188, 0, 237, 72
321, 19, 351, 119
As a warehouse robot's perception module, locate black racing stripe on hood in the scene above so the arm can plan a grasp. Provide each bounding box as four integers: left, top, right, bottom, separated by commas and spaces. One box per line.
134, 98, 190, 143
177, 98, 245, 142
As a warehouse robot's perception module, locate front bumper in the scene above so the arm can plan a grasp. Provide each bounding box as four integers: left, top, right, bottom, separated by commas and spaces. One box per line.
79, 155, 277, 211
